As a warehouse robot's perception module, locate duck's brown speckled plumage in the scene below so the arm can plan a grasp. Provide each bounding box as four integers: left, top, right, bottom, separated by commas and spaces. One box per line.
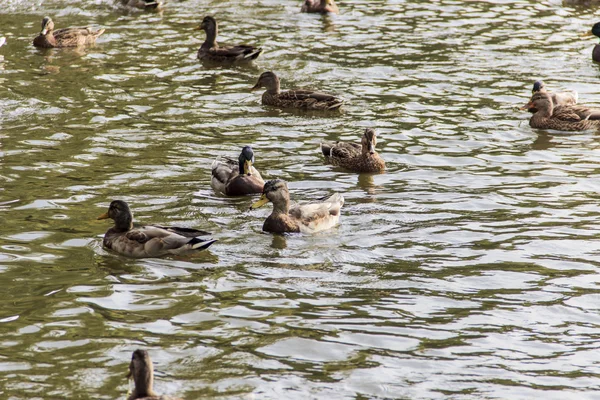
121, 0, 162, 10
197, 16, 262, 63
33, 17, 104, 48
322, 128, 386, 173
251, 71, 344, 111
529, 81, 577, 114
127, 350, 182, 400
301, 0, 339, 13
98, 200, 216, 258
250, 180, 344, 234
211, 146, 265, 196
524, 92, 600, 131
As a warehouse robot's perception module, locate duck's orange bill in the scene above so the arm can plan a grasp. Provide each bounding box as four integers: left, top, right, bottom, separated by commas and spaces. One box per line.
519, 102, 533, 111
250, 195, 269, 210
97, 212, 109, 220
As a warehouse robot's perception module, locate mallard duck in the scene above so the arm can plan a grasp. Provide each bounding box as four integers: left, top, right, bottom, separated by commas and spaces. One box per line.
121, 0, 162, 10
301, 0, 339, 13
211, 146, 265, 196
530, 81, 577, 111
251, 71, 344, 111
593, 22, 600, 62
127, 350, 182, 400
97, 200, 216, 258
321, 128, 385, 173
33, 17, 105, 48
250, 179, 344, 234
523, 92, 600, 131
197, 16, 263, 63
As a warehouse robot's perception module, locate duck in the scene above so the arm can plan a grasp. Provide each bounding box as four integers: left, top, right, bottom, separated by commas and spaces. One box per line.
523, 92, 600, 131
251, 71, 344, 111
592, 22, 600, 62
321, 128, 385, 173
127, 350, 182, 400
97, 200, 216, 258
250, 179, 344, 234
211, 146, 265, 196
301, 0, 339, 13
120, 0, 162, 10
197, 16, 263, 63
33, 17, 105, 48
530, 81, 577, 111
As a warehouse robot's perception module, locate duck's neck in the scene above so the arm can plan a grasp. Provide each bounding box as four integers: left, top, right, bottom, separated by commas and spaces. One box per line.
266, 80, 280, 95
272, 198, 290, 215
128, 366, 157, 400
202, 27, 218, 49
113, 215, 133, 232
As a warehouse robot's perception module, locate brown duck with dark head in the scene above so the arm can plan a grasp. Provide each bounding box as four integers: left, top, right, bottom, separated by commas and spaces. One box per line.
197, 16, 263, 63
321, 128, 385, 173
127, 350, 181, 400
211, 146, 265, 196
33, 17, 105, 48
523, 92, 600, 131
529, 81, 577, 113
97, 200, 216, 258
251, 71, 344, 111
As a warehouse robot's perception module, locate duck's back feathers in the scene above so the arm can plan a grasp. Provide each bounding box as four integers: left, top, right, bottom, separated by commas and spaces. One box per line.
199, 45, 263, 63
289, 193, 344, 234
53, 27, 105, 47
264, 90, 343, 110
104, 225, 215, 258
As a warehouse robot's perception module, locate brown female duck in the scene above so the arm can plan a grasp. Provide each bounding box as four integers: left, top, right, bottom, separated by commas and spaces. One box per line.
211, 146, 265, 196
301, 0, 339, 14
197, 16, 263, 63
321, 128, 385, 173
524, 92, 600, 131
97, 200, 216, 258
33, 17, 105, 48
250, 179, 344, 234
251, 71, 344, 111
121, 0, 162, 10
127, 350, 182, 400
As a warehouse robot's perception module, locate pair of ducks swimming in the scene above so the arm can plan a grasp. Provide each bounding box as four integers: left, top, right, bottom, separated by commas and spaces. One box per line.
523, 81, 600, 132
98, 128, 385, 258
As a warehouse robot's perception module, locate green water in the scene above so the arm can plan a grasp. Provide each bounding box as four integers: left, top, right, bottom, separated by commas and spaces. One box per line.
2, 0, 600, 399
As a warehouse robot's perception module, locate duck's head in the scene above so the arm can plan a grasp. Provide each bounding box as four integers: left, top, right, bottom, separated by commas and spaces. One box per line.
127, 349, 155, 397
592, 22, 600, 40
522, 92, 553, 113
322, 0, 339, 13
362, 128, 378, 155
199, 16, 217, 33
239, 146, 255, 176
97, 200, 133, 231
532, 80, 546, 94
251, 71, 280, 92
40, 16, 54, 35
250, 179, 289, 210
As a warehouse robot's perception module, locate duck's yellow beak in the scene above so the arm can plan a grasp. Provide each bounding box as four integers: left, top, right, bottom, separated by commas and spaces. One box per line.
97, 212, 109, 220
250, 194, 270, 210
250, 82, 261, 91
195, 25, 203, 31
244, 159, 253, 175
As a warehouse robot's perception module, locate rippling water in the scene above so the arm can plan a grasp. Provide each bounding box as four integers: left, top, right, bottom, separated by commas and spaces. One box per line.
2, 0, 600, 398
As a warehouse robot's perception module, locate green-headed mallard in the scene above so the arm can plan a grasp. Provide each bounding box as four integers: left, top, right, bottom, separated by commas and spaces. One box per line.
523, 92, 600, 131
530, 81, 577, 111
251, 71, 344, 111
121, 0, 162, 10
33, 17, 105, 48
197, 16, 263, 63
250, 179, 344, 234
321, 128, 385, 173
127, 350, 182, 400
592, 22, 600, 62
97, 200, 216, 258
211, 146, 265, 196
301, 0, 339, 14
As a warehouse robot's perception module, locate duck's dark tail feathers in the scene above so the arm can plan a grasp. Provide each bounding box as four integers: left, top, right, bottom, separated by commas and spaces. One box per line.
245, 47, 264, 60
189, 238, 217, 251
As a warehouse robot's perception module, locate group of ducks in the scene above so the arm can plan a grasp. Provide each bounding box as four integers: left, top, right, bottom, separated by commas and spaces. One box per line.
521, 22, 600, 132
24, 0, 380, 261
